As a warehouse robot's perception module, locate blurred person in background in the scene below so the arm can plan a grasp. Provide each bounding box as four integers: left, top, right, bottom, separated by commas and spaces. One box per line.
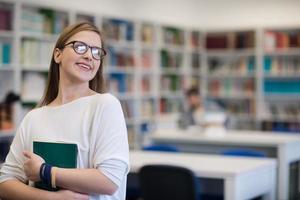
178, 87, 204, 129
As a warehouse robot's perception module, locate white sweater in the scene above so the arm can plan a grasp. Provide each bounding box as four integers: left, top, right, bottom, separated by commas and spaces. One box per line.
0, 93, 130, 200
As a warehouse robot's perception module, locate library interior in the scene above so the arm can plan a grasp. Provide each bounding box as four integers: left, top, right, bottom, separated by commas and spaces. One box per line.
0, 0, 300, 199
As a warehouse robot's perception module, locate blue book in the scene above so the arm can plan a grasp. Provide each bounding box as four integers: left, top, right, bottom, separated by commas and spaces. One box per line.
2, 43, 10, 64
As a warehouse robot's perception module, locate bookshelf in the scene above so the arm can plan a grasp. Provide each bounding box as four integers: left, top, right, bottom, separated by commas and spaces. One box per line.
261, 27, 300, 132
1, 0, 300, 152
204, 30, 257, 130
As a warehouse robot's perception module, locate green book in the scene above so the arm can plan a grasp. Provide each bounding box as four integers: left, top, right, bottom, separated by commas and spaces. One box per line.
33, 141, 78, 191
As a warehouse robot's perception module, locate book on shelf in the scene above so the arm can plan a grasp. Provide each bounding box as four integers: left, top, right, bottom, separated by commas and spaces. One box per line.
22, 73, 46, 102
264, 79, 300, 94
141, 76, 151, 93
107, 46, 135, 67
141, 99, 154, 117
103, 18, 134, 41
190, 31, 200, 49
159, 98, 181, 114
109, 73, 133, 93
2, 43, 10, 64
33, 141, 78, 191
21, 7, 68, 34
206, 32, 255, 50
264, 56, 300, 75
206, 34, 227, 49
235, 31, 255, 49
0, 42, 11, 65
0, 6, 12, 31
162, 26, 184, 46
21, 39, 53, 67
160, 49, 183, 68
141, 24, 154, 44
264, 30, 300, 50
141, 50, 153, 68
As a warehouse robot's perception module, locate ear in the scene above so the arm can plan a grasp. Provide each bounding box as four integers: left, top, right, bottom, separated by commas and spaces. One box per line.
53, 48, 62, 64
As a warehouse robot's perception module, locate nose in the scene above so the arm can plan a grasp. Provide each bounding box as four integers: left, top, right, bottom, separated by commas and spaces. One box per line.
83, 48, 93, 61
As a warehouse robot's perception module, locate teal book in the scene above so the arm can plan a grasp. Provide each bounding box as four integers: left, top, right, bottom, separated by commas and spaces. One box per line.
2, 43, 10, 64
33, 141, 78, 191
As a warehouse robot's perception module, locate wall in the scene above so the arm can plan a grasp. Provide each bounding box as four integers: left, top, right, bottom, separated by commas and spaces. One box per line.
18, 0, 300, 29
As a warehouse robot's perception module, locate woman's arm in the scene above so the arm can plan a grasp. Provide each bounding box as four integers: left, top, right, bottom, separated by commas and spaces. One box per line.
55, 168, 117, 195
23, 151, 117, 195
0, 179, 88, 200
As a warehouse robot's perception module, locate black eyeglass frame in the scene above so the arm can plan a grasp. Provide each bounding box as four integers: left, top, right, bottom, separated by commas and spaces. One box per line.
63, 40, 107, 60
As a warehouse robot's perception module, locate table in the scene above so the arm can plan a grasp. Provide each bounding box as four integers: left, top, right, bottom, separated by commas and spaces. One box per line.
130, 150, 276, 200
150, 129, 300, 200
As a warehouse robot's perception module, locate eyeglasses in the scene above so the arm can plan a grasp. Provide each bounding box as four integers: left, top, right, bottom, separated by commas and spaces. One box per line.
63, 41, 107, 60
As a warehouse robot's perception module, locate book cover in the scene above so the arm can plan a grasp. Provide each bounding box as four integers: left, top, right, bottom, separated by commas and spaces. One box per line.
33, 141, 78, 191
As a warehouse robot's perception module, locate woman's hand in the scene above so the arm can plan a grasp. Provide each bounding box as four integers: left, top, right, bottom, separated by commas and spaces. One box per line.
54, 190, 89, 200
23, 151, 45, 182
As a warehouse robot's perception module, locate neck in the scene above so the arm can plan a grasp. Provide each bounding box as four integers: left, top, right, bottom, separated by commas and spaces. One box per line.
53, 82, 95, 106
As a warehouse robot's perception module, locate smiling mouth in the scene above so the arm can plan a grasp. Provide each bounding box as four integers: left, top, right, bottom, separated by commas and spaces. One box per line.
76, 62, 92, 71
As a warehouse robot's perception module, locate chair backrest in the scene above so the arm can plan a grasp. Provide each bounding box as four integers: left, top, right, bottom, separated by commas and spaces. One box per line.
139, 164, 200, 200
222, 149, 266, 157
142, 144, 179, 152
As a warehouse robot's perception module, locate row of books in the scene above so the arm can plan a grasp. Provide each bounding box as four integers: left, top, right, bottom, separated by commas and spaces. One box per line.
160, 49, 183, 68
159, 98, 182, 113
0, 6, 12, 31
264, 31, 300, 51
206, 31, 255, 49
0, 42, 10, 65
108, 73, 134, 93
262, 121, 300, 133
162, 26, 184, 46
264, 80, 300, 94
120, 99, 156, 120
208, 57, 255, 75
107, 46, 135, 67
21, 72, 46, 102
208, 79, 255, 96
21, 39, 53, 68
161, 75, 182, 92
264, 56, 300, 75
210, 99, 255, 115
267, 103, 300, 120
21, 8, 68, 34
103, 18, 134, 41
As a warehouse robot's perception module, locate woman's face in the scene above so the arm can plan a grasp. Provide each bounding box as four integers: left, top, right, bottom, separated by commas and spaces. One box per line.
54, 31, 102, 85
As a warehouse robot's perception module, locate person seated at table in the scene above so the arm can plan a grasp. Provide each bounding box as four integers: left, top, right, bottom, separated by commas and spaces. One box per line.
178, 87, 204, 129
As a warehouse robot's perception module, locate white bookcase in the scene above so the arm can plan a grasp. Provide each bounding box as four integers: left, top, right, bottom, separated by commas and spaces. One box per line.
0, 0, 300, 151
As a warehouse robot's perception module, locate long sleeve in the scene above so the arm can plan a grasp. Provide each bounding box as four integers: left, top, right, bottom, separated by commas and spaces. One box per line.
0, 123, 27, 184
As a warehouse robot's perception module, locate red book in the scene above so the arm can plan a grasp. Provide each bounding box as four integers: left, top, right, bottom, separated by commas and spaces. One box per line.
0, 9, 11, 30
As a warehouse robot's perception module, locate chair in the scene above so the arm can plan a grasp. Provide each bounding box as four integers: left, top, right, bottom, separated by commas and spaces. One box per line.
222, 149, 266, 158
139, 164, 200, 200
142, 144, 179, 152
126, 145, 179, 200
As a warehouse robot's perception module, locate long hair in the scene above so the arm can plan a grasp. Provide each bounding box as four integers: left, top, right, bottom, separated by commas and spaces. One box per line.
37, 22, 106, 107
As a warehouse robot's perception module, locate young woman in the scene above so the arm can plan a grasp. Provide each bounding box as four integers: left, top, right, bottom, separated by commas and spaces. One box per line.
0, 22, 129, 200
